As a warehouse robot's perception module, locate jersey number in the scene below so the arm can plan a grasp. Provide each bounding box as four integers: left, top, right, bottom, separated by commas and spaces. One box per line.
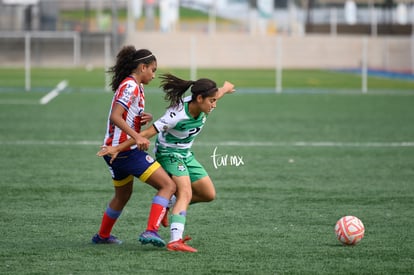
188, 127, 201, 137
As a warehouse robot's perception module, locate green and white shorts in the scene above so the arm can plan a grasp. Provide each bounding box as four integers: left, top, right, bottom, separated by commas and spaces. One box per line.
156, 151, 208, 183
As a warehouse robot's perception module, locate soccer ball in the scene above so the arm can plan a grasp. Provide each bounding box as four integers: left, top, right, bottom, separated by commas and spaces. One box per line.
335, 216, 365, 245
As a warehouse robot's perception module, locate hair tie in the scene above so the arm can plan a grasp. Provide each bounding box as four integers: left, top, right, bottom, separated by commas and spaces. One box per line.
135, 54, 153, 62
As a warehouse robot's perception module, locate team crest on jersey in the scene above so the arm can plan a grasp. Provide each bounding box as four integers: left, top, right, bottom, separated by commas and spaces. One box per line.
130, 95, 137, 103
145, 155, 154, 163
123, 85, 133, 97
177, 163, 186, 172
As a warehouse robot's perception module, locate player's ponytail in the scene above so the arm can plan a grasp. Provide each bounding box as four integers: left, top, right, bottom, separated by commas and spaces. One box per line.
160, 73, 218, 108
160, 73, 194, 108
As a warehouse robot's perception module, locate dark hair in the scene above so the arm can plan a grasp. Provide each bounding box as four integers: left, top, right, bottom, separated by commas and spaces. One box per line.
108, 46, 156, 92
159, 73, 218, 108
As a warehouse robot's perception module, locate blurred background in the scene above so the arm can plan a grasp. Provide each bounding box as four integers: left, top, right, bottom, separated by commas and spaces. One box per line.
0, 0, 413, 88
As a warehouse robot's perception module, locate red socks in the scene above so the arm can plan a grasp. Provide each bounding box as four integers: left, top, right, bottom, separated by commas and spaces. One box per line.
98, 207, 122, 238
98, 195, 169, 237
146, 195, 169, 232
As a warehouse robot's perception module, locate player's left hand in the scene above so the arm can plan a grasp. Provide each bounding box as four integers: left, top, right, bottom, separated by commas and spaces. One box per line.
141, 112, 153, 126
222, 81, 236, 94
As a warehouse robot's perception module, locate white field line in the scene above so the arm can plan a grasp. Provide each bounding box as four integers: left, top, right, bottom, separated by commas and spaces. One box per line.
0, 100, 39, 105
217, 141, 414, 147
39, 80, 68, 105
1, 140, 414, 148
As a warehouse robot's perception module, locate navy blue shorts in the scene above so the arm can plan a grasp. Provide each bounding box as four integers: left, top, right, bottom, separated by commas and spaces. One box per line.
103, 148, 161, 187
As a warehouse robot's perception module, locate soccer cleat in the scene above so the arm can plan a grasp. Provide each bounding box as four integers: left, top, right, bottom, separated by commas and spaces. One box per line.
91, 233, 122, 244
138, 230, 166, 247
167, 236, 197, 253
161, 208, 170, 227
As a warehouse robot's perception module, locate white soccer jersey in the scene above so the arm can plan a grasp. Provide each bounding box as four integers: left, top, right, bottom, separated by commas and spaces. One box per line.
153, 96, 207, 156
104, 77, 145, 150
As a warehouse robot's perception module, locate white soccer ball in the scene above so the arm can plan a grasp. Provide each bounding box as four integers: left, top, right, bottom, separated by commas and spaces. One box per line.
335, 216, 365, 245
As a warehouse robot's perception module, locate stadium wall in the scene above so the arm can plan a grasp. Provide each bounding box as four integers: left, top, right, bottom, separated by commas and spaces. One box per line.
0, 32, 411, 73
127, 33, 412, 72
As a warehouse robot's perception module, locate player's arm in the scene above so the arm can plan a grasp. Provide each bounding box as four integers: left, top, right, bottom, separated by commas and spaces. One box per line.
112, 125, 158, 151
110, 103, 150, 151
98, 106, 176, 162
215, 81, 235, 100
97, 125, 158, 163
110, 112, 155, 151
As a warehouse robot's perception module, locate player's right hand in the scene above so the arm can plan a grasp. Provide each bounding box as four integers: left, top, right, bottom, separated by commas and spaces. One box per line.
96, 145, 120, 164
135, 135, 150, 151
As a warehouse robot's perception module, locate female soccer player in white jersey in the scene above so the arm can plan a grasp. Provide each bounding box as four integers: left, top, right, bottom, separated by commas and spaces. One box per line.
91, 47, 176, 247
98, 73, 235, 252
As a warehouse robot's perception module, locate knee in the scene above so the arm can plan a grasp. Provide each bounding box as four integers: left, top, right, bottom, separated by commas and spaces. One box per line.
183, 188, 193, 202
165, 179, 177, 195
204, 190, 216, 202
197, 188, 215, 202
116, 191, 132, 205
148, 170, 176, 195
192, 179, 216, 203
158, 178, 176, 199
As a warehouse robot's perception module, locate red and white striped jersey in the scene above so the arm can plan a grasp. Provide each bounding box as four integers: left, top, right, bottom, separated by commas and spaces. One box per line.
103, 76, 145, 150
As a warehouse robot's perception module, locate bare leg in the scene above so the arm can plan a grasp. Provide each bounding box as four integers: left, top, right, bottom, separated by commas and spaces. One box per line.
109, 180, 133, 211
191, 176, 216, 204
145, 167, 176, 198
171, 175, 192, 215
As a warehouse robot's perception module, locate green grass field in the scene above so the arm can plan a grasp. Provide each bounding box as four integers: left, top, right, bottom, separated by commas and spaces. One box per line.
1, 69, 414, 274
1, 67, 413, 92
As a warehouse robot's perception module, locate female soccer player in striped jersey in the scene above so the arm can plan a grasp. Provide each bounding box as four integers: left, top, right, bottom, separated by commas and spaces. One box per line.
92, 47, 176, 247
98, 73, 235, 252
